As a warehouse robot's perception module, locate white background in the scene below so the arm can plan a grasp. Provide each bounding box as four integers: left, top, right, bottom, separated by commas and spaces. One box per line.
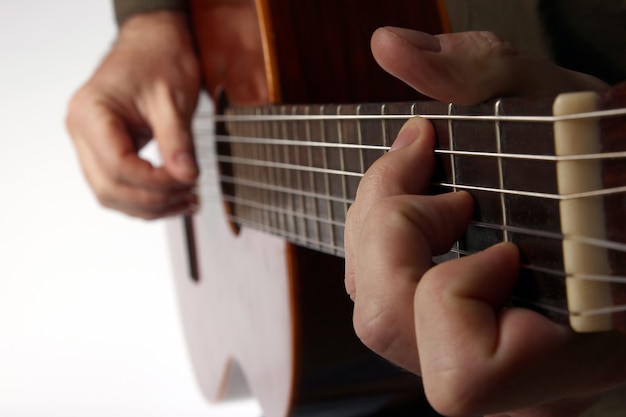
0, 1, 258, 416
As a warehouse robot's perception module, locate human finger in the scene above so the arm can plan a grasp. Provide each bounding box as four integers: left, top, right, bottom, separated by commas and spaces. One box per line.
143, 80, 199, 185
345, 117, 435, 299
71, 125, 197, 219
352, 191, 473, 374
67, 87, 192, 193
371, 27, 609, 105
415, 243, 626, 416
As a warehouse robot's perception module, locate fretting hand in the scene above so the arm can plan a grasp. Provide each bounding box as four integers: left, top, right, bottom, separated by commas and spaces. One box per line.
345, 28, 626, 417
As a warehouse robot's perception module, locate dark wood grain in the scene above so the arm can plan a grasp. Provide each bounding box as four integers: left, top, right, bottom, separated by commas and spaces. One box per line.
263, 0, 447, 104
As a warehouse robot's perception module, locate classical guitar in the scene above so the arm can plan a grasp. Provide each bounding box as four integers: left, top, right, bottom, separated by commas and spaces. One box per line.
165, 1, 626, 417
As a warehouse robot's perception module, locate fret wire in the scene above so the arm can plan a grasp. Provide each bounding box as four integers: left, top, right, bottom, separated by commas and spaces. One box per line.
207, 135, 626, 162
448, 103, 458, 192
321, 106, 336, 251
267, 108, 279, 232
381, 103, 389, 148
280, 106, 297, 238
495, 100, 509, 242
291, 105, 308, 242
306, 105, 322, 244
448, 103, 460, 257
283, 106, 304, 239
248, 109, 258, 225
270, 107, 287, 235
210, 106, 626, 123
256, 108, 271, 230
337, 105, 350, 248
357, 105, 366, 175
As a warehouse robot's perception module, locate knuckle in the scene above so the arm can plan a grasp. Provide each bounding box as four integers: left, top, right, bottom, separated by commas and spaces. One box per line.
424, 370, 487, 417
94, 190, 116, 210
65, 89, 89, 136
135, 190, 168, 208
474, 30, 517, 57
353, 302, 400, 358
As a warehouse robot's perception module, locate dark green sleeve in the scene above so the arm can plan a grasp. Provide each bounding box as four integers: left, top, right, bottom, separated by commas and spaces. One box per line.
113, 0, 189, 25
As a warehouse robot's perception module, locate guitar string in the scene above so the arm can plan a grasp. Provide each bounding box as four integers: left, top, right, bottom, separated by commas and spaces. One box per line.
217, 174, 626, 254
226, 212, 626, 317
219, 171, 626, 316
195, 109, 626, 320
508, 297, 626, 319
204, 106, 626, 123
208, 162, 626, 255
228, 215, 626, 317
205, 134, 626, 163
508, 297, 569, 317
210, 153, 626, 201
217, 190, 626, 277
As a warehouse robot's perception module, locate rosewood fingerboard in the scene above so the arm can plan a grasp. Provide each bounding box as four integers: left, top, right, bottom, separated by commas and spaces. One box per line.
206, 86, 626, 331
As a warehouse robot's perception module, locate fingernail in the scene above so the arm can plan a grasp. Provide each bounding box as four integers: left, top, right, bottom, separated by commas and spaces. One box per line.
384, 27, 441, 52
390, 119, 420, 151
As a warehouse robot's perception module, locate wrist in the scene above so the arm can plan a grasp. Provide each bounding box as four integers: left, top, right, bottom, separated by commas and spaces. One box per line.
118, 9, 193, 46
114, 0, 189, 26
113, 9, 200, 72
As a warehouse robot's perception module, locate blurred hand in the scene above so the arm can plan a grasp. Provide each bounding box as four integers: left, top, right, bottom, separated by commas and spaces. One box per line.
66, 11, 201, 219
345, 28, 626, 417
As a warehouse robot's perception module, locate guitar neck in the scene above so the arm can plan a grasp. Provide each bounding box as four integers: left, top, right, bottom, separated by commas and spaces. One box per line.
204, 85, 626, 332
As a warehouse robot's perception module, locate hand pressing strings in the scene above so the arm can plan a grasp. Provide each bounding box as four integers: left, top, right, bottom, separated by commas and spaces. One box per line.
345, 28, 626, 417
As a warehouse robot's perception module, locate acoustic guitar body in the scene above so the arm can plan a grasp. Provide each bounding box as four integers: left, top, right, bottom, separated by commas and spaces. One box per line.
167, 1, 448, 417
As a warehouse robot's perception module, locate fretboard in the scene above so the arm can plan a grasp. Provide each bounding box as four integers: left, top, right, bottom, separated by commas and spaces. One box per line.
196, 87, 626, 331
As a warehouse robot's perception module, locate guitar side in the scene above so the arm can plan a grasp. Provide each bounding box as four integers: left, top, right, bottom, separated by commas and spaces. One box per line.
167, 1, 448, 416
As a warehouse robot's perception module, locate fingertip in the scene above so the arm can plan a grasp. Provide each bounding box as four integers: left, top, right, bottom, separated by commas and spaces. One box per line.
484, 241, 520, 274
171, 149, 199, 182
389, 116, 435, 152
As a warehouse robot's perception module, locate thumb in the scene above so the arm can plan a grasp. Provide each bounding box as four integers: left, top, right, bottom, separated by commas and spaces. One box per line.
371, 27, 608, 105
146, 82, 199, 184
